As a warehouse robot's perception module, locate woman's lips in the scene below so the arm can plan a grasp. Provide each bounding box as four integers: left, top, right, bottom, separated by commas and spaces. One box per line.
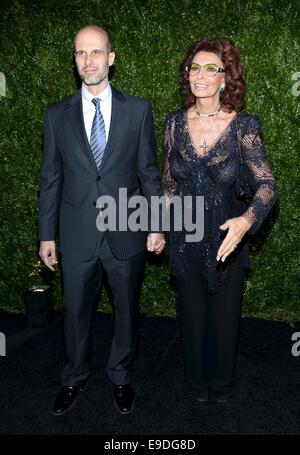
194, 83, 209, 90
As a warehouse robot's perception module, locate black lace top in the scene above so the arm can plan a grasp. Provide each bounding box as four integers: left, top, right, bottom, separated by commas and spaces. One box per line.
163, 110, 276, 292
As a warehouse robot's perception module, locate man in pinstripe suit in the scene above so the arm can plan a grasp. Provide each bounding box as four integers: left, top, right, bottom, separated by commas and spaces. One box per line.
39, 25, 164, 416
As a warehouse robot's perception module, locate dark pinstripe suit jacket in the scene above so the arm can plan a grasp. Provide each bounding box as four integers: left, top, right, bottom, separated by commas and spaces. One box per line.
38, 86, 162, 260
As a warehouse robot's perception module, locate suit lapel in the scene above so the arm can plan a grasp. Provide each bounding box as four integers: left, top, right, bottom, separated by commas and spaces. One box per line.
99, 86, 126, 170
68, 89, 98, 172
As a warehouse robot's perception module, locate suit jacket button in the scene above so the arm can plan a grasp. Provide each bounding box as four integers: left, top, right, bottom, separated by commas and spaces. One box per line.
96, 175, 101, 181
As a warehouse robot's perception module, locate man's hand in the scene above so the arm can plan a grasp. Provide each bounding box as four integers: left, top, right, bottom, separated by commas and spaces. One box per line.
39, 241, 58, 271
147, 233, 165, 255
217, 216, 251, 262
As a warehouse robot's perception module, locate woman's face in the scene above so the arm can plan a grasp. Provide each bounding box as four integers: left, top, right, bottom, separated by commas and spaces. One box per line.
188, 51, 225, 101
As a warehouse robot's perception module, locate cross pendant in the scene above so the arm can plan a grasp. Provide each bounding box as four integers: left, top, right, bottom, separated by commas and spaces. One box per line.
199, 138, 209, 154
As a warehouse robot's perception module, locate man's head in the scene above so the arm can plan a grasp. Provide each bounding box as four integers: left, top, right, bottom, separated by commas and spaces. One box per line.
74, 25, 115, 92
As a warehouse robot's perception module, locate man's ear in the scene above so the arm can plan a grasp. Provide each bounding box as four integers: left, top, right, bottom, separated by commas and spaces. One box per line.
109, 51, 115, 67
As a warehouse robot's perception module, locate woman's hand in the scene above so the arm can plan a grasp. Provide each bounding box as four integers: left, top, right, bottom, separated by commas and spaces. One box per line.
147, 233, 165, 254
217, 216, 251, 262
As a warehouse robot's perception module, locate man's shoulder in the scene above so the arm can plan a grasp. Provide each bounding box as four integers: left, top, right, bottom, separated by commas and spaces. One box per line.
111, 86, 151, 108
45, 91, 80, 114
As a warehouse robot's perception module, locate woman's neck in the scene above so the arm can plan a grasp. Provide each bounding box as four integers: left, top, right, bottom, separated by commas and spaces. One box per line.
195, 98, 221, 115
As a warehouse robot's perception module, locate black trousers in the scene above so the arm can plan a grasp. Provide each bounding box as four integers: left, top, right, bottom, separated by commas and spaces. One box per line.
175, 256, 244, 390
61, 236, 146, 387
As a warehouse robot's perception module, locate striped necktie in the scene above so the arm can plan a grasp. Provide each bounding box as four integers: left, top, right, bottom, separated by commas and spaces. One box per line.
90, 98, 106, 169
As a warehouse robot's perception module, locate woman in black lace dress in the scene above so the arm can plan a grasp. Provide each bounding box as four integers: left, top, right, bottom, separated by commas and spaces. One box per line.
163, 38, 276, 403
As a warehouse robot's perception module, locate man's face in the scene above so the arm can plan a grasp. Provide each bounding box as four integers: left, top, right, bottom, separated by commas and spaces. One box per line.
74, 28, 115, 89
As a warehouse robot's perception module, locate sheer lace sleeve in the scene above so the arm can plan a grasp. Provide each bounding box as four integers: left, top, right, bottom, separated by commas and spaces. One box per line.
241, 116, 276, 234
162, 113, 177, 199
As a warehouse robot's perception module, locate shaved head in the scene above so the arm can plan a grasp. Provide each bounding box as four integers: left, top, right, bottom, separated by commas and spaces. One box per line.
73, 24, 115, 94
74, 25, 113, 52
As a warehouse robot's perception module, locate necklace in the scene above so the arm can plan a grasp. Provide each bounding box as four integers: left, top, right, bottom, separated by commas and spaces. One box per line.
194, 105, 221, 153
199, 137, 209, 153
195, 105, 221, 118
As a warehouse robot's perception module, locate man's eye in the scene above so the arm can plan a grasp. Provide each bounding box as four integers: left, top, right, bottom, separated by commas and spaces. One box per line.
92, 50, 102, 56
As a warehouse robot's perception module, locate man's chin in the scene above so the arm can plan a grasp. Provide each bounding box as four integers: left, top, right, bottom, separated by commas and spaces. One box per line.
82, 77, 102, 86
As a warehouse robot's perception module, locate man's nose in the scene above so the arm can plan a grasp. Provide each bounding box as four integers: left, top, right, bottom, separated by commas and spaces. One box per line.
84, 53, 92, 65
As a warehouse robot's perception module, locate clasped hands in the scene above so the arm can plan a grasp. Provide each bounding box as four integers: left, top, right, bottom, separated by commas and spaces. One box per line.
147, 233, 165, 255
217, 216, 251, 262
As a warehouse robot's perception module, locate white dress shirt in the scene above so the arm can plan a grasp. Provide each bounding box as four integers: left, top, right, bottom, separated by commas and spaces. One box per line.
81, 83, 112, 143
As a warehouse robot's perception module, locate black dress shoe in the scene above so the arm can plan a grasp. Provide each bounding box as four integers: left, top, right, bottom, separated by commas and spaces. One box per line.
195, 386, 209, 402
53, 381, 86, 416
113, 384, 135, 415
213, 388, 228, 403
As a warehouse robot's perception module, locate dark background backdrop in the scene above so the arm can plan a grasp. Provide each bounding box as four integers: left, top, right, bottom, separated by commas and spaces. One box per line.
0, 0, 299, 321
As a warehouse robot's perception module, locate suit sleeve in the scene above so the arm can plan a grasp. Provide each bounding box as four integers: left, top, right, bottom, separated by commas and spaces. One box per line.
137, 101, 163, 232
38, 108, 63, 240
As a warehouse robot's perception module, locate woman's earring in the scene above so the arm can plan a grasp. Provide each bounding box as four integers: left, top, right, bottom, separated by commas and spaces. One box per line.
219, 85, 225, 93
